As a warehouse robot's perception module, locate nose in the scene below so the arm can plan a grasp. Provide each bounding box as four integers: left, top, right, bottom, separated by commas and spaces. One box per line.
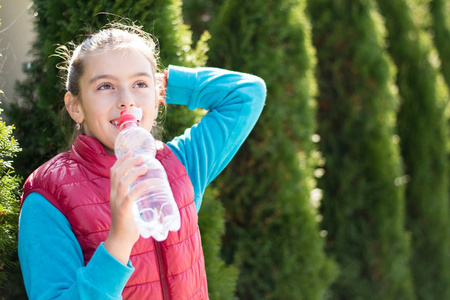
118, 88, 135, 109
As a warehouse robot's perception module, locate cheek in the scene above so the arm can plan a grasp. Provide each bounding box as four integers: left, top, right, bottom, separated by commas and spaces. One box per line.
81, 96, 110, 122
139, 91, 157, 109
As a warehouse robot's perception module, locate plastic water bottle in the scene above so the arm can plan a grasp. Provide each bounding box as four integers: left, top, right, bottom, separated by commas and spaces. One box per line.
114, 108, 181, 241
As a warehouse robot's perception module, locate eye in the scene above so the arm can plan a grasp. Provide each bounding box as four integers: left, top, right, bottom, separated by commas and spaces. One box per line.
134, 81, 148, 88
98, 83, 113, 90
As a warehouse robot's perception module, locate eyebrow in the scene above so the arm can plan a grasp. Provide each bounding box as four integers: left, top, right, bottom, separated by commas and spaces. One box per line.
89, 74, 117, 85
89, 72, 153, 85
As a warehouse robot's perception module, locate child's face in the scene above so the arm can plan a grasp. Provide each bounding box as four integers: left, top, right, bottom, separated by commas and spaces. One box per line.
75, 48, 158, 154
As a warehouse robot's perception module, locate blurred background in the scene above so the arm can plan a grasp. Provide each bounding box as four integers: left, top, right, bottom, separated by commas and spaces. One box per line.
1, 0, 450, 299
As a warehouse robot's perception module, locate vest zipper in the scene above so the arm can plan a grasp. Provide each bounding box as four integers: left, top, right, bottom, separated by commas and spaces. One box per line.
155, 241, 170, 300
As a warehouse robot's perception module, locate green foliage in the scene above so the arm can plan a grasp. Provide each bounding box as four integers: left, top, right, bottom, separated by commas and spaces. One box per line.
208, 0, 337, 298
182, 0, 222, 44
198, 188, 238, 300
375, 0, 450, 298
0, 103, 22, 289
429, 0, 450, 88
306, 0, 415, 298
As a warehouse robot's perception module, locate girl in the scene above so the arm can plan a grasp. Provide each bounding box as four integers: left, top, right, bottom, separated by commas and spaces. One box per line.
18, 23, 265, 299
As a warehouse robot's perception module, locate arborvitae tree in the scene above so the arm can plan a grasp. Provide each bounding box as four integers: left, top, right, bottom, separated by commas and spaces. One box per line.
306, 0, 415, 299
182, 0, 221, 44
7, 0, 235, 298
0, 4, 24, 296
374, 1, 450, 299
208, 0, 337, 299
198, 188, 238, 300
0, 103, 22, 289
430, 0, 450, 87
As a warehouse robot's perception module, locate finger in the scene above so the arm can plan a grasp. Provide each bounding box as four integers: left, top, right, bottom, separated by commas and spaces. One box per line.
115, 163, 148, 198
111, 152, 132, 179
113, 151, 133, 170
111, 155, 146, 202
122, 163, 148, 187
127, 177, 152, 201
111, 154, 144, 181
118, 166, 151, 215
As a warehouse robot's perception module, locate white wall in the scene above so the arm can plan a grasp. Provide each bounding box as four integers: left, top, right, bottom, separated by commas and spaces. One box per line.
0, 0, 35, 106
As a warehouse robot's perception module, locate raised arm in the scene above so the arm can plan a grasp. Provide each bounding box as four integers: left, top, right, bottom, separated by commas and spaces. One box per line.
165, 66, 266, 211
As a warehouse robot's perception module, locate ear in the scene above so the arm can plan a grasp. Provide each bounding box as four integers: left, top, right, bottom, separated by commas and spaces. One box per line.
64, 92, 84, 124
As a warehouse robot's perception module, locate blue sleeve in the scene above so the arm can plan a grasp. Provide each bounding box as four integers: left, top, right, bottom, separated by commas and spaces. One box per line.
18, 193, 134, 299
165, 66, 266, 211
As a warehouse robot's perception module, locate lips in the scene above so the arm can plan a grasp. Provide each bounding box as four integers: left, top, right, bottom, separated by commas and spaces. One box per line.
110, 118, 140, 128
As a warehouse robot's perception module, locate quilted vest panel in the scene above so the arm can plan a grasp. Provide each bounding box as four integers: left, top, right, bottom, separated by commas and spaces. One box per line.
22, 135, 209, 299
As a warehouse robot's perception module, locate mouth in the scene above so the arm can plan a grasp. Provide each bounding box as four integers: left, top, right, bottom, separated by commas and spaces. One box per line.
110, 119, 140, 128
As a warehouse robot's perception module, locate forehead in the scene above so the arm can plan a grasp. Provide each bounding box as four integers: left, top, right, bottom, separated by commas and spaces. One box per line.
82, 48, 155, 80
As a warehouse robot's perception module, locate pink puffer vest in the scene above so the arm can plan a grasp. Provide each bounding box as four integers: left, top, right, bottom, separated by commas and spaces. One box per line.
21, 135, 209, 299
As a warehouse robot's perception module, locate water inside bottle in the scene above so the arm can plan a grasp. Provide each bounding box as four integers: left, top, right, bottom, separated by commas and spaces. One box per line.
132, 177, 181, 240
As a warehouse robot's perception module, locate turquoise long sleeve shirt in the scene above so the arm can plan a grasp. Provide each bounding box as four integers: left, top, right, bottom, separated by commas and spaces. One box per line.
18, 65, 266, 299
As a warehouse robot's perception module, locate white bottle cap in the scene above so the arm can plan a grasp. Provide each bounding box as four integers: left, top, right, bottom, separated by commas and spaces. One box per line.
129, 107, 143, 122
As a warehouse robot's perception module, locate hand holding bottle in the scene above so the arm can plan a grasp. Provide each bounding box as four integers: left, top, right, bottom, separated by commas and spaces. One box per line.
115, 108, 181, 241
105, 152, 147, 265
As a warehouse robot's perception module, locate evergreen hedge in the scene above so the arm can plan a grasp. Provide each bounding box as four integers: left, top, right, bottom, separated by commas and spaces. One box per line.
198, 188, 239, 300
182, 0, 220, 44
0, 103, 22, 290
208, 0, 337, 299
375, 0, 450, 298
0, 4, 24, 296
306, 0, 415, 298
7, 0, 235, 297
430, 0, 450, 88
